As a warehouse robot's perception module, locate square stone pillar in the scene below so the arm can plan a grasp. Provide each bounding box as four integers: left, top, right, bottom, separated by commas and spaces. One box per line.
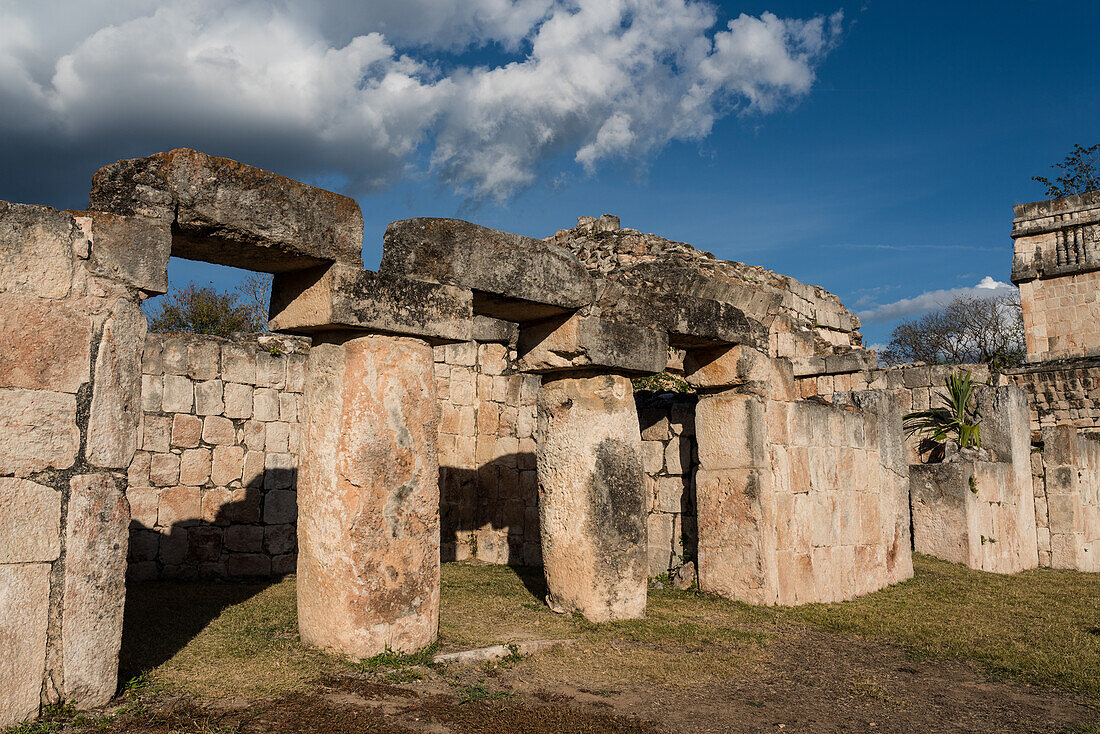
536, 372, 648, 622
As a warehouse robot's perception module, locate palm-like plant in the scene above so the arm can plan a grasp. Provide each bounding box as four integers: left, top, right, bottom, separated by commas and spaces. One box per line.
903, 370, 982, 453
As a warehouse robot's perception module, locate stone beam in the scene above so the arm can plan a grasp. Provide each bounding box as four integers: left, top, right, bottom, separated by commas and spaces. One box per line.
683, 345, 796, 400
269, 264, 472, 344
380, 218, 596, 321
518, 309, 668, 375
536, 373, 648, 622
608, 290, 768, 350
89, 148, 364, 272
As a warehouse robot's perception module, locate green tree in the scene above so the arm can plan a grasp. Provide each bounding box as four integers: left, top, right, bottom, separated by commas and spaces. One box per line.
148, 279, 270, 337
1033, 143, 1100, 198
880, 293, 1024, 369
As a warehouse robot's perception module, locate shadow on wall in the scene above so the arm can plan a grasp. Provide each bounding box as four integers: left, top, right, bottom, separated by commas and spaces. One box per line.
121, 471, 296, 685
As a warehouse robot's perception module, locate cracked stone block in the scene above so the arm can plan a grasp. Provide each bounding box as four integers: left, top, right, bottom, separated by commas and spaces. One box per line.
0, 478, 60, 563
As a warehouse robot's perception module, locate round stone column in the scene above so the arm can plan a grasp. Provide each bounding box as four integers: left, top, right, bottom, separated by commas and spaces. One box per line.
297, 332, 440, 658
536, 372, 647, 622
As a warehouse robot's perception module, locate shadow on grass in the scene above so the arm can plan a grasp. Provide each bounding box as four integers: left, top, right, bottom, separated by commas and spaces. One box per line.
505, 563, 549, 604
118, 580, 272, 688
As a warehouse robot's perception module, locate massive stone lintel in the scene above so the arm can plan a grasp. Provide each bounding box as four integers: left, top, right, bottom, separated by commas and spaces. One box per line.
381, 218, 597, 321
683, 344, 795, 400
606, 289, 767, 350
537, 373, 648, 622
89, 148, 364, 272
518, 309, 668, 375
269, 264, 472, 343
297, 333, 440, 658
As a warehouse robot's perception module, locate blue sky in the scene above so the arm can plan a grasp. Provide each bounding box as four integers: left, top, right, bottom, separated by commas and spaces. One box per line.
1, 1, 1096, 347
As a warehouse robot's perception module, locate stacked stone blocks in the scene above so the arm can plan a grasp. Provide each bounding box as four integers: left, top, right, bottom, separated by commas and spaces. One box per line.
127, 332, 307, 580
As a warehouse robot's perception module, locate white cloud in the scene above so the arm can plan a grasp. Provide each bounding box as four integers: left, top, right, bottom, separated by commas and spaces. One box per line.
0, 0, 843, 200
857, 276, 1016, 323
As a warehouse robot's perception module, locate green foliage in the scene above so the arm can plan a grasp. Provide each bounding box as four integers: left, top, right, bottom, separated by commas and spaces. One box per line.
1033, 143, 1100, 198
881, 293, 1024, 368
355, 643, 439, 672
903, 370, 982, 451
147, 283, 261, 337
632, 371, 695, 393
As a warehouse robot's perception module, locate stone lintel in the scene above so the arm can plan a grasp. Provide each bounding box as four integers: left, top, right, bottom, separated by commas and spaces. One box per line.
88, 148, 364, 272
471, 315, 518, 345
517, 310, 668, 375
380, 218, 596, 318
269, 263, 472, 344
606, 290, 767, 350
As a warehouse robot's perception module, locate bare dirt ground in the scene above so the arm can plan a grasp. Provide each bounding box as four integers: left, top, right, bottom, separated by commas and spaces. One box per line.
11, 557, 1100, 734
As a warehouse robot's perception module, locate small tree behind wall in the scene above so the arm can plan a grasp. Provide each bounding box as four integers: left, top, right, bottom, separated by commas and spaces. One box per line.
148, 275, 272, 338
1033, 143, 1100, 199
880, 293, 1025, 369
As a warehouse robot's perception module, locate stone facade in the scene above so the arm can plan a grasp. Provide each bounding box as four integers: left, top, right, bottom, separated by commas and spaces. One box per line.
1, 202, 168, 726
126, 332, 308, 580
1002, 358, 1100, 432
1032, 425, 1100, 571
1011, 191, 1100, 362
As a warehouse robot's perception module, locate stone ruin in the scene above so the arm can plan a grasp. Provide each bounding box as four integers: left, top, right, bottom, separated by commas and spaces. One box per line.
0, 148, 1095, 726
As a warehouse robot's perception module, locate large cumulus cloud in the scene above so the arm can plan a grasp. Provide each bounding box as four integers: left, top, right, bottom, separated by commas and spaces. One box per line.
0, 0, 843, 201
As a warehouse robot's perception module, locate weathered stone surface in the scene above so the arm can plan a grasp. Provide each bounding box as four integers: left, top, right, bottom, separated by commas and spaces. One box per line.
684, 345, 793, 398
297, 333, 440, 658
381, 218, 597, 321
0, 294, 91, 392
171, 414, 202, 448
609, 289, 767, 350
73, 210, 171, 294
86, 297, 147, 469
89, 148, 364, 271
270, 264, 472, 343
518, 310, 667, 375
0, 200, 76, 299
0, 478, 61, 563
0, 562, 50, 728
536, 373, 647, 622
61, 473, 129, 709
471, 315, 518, 344
0, 388, 79, 475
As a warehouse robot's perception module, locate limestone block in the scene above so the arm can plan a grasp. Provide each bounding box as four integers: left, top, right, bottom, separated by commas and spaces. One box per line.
519, 310, 667, 375
158, 486, 200, 527
221, 342, 256, 384
228, 554, 272, 577
201, 416, 235, 445
0, 388, 79, 474
141, 375, 162, 412
142, 415, 170, 453
255, 351, 286, 389
254, 388, 280, 421
211, 445, 244, 486
279, 393, 298, 422
161, 375, 194, 413
0, 563, 50, 728
202, 487, 260, 524
186, 340, 220, 381
537, 373, 647, 622
127, 487, 160, 528
297, 333, 440, 658
76, 210, 171, 294
148, 453, 180, 486
224, 525, 263, 553
0, 478, 60, 563
89, 148, 364, 271
179, 448, 211, 486
647, 512, 675, 577
265, 489, 297, 524
270, 264, 472, 342
223, 382, 254, 419
471, 315, 519, 344
286, 355, 307, 393
695, 392, 768, 470
264, 453, 296, 489
609, 290, 767, 350
381, 217, 596, 321
61, 473, 129, 709
0, 200, 76, 299
264, 523, 297, 555
0, 293, 91, 392
171, 414, 202, 448
194, 380, 224, 416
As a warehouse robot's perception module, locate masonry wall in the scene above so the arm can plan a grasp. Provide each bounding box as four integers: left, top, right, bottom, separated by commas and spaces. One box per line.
126, 332, 308, 580
1, 203, 167, 726
637, 392, 698, 577
435, 339, 542, 567
1003, 358, 1100, 432
1034, 426, 1100, 571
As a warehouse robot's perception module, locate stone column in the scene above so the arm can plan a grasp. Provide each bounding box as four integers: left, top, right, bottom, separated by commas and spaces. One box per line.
296, 332, 440, 658
536, 372, 648, 622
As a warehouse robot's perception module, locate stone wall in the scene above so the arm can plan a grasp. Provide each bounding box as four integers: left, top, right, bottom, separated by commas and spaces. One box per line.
435, 333, 542, 567
1033, 425, 1100, 571
126, 332, 308, 580
1, 202, 169, 726
1003, 358, 1100, 432
637, 392, 698, 577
